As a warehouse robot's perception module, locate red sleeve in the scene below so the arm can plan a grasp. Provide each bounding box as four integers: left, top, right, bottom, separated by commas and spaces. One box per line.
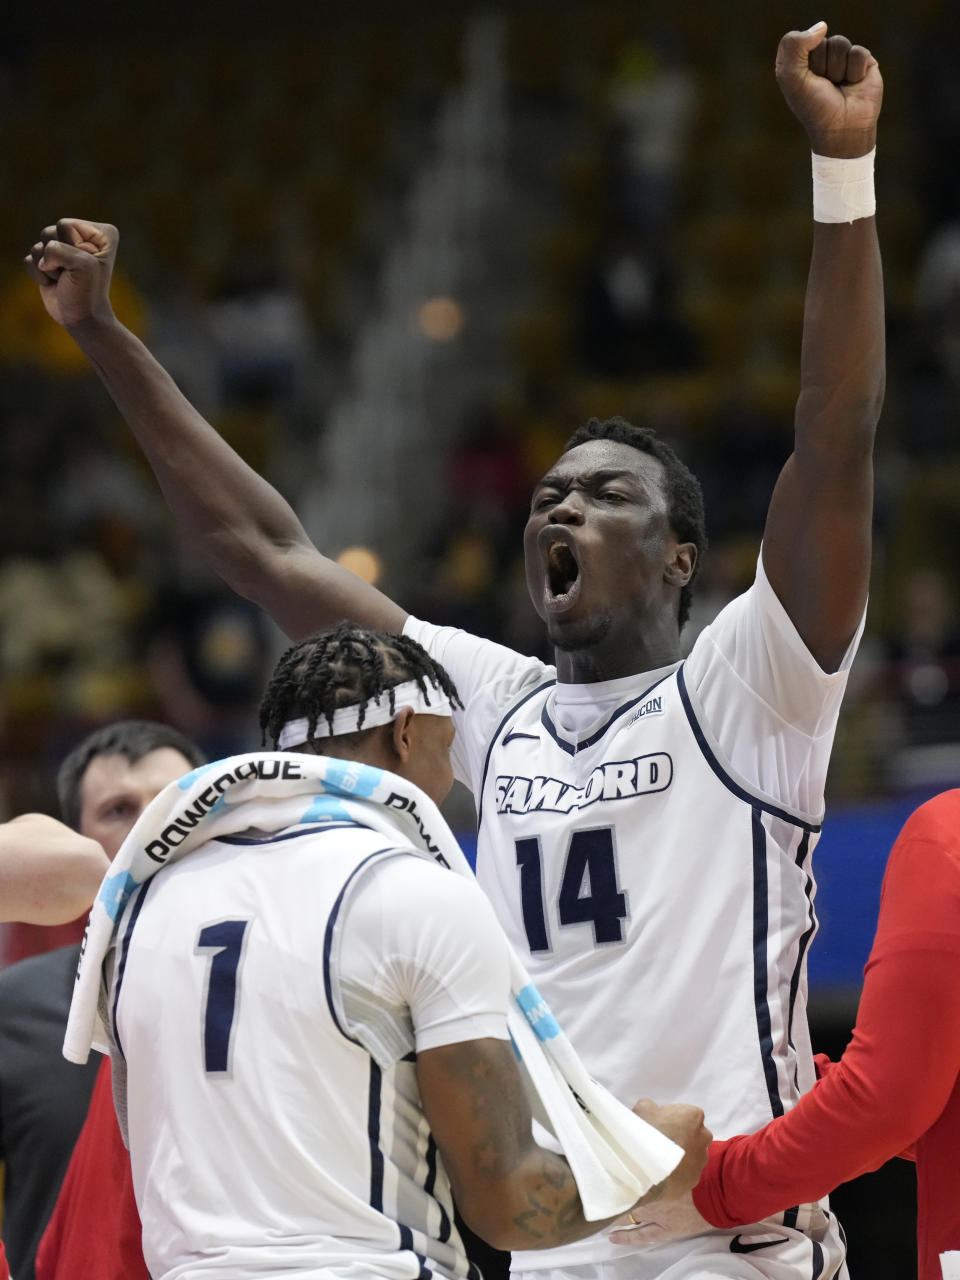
0, 1239, 9, 1280
813, 1052, 834, 1080
35, 1057, 149, 1280
693, 796, 960, 1228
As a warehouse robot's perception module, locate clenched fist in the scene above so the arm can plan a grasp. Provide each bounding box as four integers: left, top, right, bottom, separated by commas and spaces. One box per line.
629, 1099, 712, 1208
776, 21, 882, 157
24, 218, 119, 330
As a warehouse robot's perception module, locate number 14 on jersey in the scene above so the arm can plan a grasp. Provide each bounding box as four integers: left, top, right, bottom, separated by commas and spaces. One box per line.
515, 826, 628, 952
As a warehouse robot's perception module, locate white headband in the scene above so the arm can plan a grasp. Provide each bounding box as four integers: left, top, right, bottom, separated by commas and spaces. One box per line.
277, 679, 453, 749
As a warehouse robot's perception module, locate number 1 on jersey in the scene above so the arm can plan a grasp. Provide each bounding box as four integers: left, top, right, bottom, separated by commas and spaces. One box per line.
195, 919, 251, 1074
515, 826, 628, 952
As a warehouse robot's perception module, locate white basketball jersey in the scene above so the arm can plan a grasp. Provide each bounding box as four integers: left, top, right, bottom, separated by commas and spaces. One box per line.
406, 563, 860, 1274
109, 822, 483, 1280
477, 667, 823, 1269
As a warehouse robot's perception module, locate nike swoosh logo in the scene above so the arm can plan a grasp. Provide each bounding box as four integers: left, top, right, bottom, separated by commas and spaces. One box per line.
729, 1234, 790, 1254
503, 731, 539, 745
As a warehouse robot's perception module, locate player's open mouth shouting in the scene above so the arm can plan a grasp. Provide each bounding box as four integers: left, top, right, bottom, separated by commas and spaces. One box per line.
541, 531, 582, 614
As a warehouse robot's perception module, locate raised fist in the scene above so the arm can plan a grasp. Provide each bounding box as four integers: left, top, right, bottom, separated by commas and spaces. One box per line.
24, 218, 119, 329
776, 21, 882, 157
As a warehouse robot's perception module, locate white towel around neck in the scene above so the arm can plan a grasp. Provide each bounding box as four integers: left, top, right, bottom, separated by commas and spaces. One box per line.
65, 751, 682, 1220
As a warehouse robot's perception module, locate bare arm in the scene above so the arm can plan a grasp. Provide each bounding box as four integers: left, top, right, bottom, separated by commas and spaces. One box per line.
417, 1037, 710, 1251
0, 814, 109, 925
762, 25, 885, 672
24, 220, 407, 641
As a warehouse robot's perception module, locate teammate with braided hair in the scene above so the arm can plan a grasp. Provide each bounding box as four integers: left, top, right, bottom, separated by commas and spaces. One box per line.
260, 622, 463, 748
89, 621, 709, 1280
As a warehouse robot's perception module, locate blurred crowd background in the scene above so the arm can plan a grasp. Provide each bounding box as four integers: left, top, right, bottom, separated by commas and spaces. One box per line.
0, 0, 957, 1269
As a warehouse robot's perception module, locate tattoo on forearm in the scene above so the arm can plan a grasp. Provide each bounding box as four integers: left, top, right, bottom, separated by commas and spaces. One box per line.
510, 1153, 585, 1243
425, 1040, 596, 1248
457, 1050, 588, 1242
461, 1045, 532, 1177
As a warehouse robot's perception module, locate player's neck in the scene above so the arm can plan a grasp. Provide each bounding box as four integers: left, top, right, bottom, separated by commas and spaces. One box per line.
554, 630, 683, 684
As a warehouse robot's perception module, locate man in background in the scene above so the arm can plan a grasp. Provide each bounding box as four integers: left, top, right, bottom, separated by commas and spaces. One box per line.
0, 720, 203, 1280
0, 781, 116, 1280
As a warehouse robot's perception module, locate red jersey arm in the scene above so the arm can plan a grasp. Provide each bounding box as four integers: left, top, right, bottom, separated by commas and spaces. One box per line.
813, 1052, 834, 1080
693, 795, 960, 1227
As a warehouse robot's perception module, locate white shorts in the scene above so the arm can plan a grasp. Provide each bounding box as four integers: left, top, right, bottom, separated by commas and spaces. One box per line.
511, 1215, 848, 1280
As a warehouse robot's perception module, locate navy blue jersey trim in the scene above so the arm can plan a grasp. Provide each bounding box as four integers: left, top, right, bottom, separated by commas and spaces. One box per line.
752, 808, 784, 1119
811, 1238, 825, 1279
425, 1135, 452, 1243
477, 679, 556, 828
833, 1210, 847, 1254
396, 1227, 433, 1279
539, 670, 676, 757
323, 846, 405, 1044
216, 822, 358, 846
822, 1210, 845, 1278
783, 1206, 799, 1231
368, 1060, 384, 1212
373, 1085, 432, 1279
677, 668, 821, 832
788, 829, 815, 1056
111, 877, 157, 1060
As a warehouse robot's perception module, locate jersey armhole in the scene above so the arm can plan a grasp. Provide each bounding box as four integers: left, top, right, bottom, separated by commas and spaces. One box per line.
678, 667, 823, 829
323, 847, 413, 1050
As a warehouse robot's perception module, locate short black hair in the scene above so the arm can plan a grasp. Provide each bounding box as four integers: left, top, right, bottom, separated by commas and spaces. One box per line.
259, 623, 463, 753
564, 415, 707, 629
57, 720, 206, 830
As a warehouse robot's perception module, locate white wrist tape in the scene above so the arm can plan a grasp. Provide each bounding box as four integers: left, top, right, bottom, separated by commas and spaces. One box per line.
812, 148, 876, 223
